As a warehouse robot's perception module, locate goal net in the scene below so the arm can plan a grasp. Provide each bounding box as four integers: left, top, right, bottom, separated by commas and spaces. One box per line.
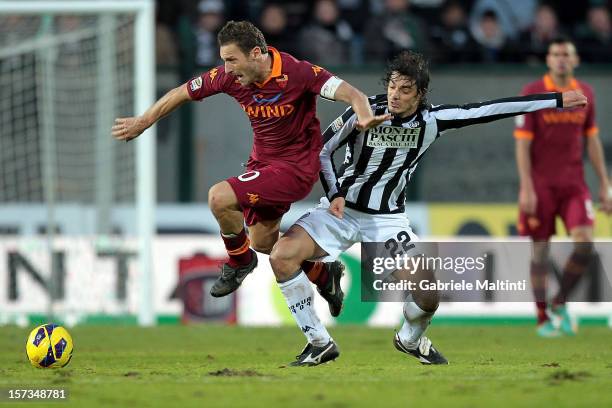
0, 1, 155, 326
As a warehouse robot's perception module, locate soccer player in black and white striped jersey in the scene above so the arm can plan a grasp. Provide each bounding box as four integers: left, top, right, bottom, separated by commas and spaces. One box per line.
268, 51, 588, 366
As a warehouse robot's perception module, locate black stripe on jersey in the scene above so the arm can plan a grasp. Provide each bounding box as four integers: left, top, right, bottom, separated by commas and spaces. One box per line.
354, 148, 398, 208
379, 111, 426, 212
436, 112, 525, 133
322, 107, 356, 144
432, 93, 561, 132
337, 104, 387, 196
320, 128, 360, 195
321, 94, 386, 144
335, 134, 357, 180
396, 187, 406, 211
429, 93, 560, 113
338, 133, 372, 196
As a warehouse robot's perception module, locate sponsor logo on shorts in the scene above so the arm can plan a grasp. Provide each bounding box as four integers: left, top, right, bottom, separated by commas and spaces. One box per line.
189, 77, 202, 91
367, 125, 420, 148
312, 65, 323, 76
247, 193, 260, 205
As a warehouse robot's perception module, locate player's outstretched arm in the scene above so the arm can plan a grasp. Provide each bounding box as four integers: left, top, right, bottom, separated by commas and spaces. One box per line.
333, 82, 391, 130
112, 84, 191, 141
433, 91, 587, 134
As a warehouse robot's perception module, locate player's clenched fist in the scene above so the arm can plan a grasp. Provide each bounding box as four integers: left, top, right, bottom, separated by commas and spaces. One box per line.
561, 90, 587, 109
111, 116, 148, 142
329, 196, 345, 219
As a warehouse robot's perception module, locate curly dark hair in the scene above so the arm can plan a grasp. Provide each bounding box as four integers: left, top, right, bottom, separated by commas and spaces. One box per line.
383, 51, 430, 111
217, 21, 268, 55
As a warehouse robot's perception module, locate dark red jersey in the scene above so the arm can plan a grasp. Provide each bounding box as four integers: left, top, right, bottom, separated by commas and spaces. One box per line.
514, 74, 598, 187
187, 47, 334, 178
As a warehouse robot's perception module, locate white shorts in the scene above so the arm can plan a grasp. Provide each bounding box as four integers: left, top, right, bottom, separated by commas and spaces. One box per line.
295, 198, 419, 262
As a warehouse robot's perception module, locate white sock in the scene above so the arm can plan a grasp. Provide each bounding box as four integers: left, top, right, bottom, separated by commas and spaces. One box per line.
278, 271, 331, 346
398, 301, 434, 349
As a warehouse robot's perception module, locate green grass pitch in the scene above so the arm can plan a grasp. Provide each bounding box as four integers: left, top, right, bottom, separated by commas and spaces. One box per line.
1, 324, 611, 407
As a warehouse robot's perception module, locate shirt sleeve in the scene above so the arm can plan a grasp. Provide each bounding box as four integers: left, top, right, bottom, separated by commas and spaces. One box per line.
584, 88, 599, 137
297, 60, 334, 95
430, 92, 561, 135
514, 85, 536, 140
320, 107, 359, 200
186, 66, 231, 101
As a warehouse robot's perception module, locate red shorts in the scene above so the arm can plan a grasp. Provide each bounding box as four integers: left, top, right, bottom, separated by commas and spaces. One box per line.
226, 161, 316, 226
518, 183, 594, 240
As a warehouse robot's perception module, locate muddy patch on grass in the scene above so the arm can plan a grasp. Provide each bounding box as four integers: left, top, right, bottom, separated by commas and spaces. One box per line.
548, 370, 591, 384
208, 368, 263, 377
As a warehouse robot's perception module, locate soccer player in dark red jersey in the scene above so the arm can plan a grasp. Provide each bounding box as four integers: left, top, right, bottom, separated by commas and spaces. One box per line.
112, 21, 389, 315
514, 37, 612, 337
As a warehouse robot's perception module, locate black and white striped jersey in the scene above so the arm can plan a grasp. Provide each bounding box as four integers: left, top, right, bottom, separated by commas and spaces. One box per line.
320, 92, 563, 214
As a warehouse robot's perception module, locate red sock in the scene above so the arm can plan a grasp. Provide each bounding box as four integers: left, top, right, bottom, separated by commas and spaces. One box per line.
302, 261, 329, 288
530, 261, 548, 325
221, 229, 253, 268
536, 302, 548, 325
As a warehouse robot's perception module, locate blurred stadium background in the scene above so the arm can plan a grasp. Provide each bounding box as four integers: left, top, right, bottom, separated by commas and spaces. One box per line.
0, 0, 611, 329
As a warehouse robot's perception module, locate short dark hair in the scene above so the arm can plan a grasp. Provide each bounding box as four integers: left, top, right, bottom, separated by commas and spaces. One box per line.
547, 35, 576, 51
217, 20, 268, 55
383, 51, 430, 110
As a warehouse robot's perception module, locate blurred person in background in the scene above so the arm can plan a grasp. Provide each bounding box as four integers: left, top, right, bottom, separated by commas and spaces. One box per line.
549, 0, 591, 32
518, 4, 563, 64
337, 0, 370, 63
259, 3, 298, 56
182, 0, 226, 69
298, 0, 354, 65
469, 0, 537, 40
514, 37, 612, 338
575, 4, 612, 62
156, 4, 179, 67
430, 0, 478, 63
363, 0, 429, 62
470, 9, 517, 62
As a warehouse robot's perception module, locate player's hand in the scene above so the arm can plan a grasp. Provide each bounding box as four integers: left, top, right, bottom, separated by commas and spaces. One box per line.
356, 113, 392, 131
561, 90, 587, 109
598, 183, 612, 214
329, 196, 345, 219
112, 116, 149, 142
519, 185, 537, 215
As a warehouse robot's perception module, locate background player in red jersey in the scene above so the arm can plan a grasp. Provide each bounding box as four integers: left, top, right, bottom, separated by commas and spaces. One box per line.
112, 21, 389, 315
514, 37, 612, 337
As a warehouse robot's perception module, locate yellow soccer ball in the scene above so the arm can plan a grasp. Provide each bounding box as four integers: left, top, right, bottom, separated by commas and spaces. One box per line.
25, 324, 73, 368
